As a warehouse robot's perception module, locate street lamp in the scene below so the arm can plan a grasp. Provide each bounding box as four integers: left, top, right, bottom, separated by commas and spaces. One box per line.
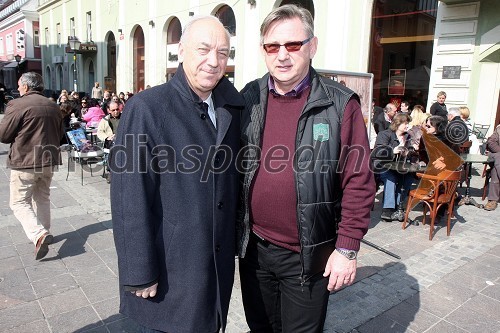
14, 54, 21, 78
68, 36, 81, 92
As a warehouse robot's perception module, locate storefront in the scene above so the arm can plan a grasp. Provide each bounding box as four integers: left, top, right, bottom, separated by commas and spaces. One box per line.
369, 0, 438, 110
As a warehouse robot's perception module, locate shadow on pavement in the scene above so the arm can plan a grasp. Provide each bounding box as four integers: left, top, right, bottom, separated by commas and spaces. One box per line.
326, 262, 419, 333
42, 221, 111, 260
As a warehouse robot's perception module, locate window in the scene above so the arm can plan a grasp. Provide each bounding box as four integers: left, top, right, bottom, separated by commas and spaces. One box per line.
34, 29, 40, 47
86, 12, 92, 42
6, 34, 13, 54
16, 29, 25, 50
70, 17, 75, 37
56, 23, 61, 46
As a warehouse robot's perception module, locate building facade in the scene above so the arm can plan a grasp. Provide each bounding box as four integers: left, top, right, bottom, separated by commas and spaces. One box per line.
430, 0, 500, 129
34, 0, 500, 133
0, 0, 41, 92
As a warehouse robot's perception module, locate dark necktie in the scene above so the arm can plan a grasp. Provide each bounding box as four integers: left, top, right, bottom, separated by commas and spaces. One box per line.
201, 102, 216, 129
201, 102, 209, 115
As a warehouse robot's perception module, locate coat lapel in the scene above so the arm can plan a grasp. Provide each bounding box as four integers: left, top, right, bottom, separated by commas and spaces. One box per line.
215, 107, 232, 147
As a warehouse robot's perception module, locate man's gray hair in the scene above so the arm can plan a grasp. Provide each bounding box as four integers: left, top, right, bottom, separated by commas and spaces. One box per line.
19, 72, 44, 92
260, 4, 314, 44
384, 103, 396, 112
108, 101, 119, 110
448, 107, 461, 117
180, 15, 231, 44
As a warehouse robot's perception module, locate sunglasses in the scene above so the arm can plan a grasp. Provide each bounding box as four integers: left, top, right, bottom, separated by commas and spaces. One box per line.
263, 37, 313, 54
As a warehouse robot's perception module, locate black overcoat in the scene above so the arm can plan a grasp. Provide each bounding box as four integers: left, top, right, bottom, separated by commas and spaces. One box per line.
110, 64, 243, 332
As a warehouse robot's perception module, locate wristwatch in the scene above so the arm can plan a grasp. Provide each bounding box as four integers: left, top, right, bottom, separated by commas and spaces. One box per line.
336, 248, 358, 260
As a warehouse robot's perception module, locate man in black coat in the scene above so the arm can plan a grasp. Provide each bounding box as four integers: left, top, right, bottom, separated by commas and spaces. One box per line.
430, 90, 447, 118
373, 102, 397, 134
110, 16, 244, 332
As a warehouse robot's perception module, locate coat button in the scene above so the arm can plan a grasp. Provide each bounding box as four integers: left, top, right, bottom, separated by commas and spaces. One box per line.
200, 114, 207, 120
217, 202, 223, 209
215, 245, 220, 252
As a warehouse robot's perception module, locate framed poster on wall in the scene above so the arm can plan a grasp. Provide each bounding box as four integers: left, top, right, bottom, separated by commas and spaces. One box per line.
388, 69, 406, 95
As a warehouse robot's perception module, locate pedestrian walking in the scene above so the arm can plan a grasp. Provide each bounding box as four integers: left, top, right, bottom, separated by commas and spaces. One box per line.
0, 72, 63, 260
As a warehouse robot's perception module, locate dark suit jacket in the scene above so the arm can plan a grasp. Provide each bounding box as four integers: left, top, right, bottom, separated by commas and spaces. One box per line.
373, 111, 391, 134
110, 64, 244, 332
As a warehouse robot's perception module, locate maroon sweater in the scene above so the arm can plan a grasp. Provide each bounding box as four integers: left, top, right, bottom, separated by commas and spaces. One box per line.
250, 92, 373, 252
250, 88, 309, 252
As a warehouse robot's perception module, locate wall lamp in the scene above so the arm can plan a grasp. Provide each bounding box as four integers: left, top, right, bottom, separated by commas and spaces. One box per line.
189, 12, 194, 16
248, 0, 256, 6
149, 20, 155, 28
118, 29, 122, 34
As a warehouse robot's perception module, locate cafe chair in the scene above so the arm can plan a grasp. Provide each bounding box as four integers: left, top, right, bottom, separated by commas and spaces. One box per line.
65, 128, 105, 185
402, 169, 462, 240
472, 124, 490, 142
459, 140, 472, 154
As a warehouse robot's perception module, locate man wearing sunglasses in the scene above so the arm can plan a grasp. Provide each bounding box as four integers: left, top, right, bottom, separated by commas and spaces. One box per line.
237, 4, 375, 332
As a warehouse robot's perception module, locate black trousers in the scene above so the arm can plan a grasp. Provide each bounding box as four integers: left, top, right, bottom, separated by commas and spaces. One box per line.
239, 233, 329, 333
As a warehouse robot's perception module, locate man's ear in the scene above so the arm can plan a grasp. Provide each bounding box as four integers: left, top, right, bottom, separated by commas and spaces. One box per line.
308, 36, 318, 59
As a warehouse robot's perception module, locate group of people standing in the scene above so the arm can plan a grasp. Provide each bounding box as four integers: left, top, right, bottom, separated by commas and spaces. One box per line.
109, 5, 374, 333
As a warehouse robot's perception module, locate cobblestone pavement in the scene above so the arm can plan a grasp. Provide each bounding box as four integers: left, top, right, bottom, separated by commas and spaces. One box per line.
0, 130, 499, 332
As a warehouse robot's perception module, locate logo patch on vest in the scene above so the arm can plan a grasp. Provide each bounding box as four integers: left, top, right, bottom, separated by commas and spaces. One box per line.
313, 123, 330, 142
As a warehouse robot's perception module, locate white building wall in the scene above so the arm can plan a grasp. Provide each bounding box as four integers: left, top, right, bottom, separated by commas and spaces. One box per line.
428, 2, 479, 111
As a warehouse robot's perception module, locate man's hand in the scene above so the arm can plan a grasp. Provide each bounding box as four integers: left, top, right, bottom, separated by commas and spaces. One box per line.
131, 282, 158, 298
323, 250, 357, 291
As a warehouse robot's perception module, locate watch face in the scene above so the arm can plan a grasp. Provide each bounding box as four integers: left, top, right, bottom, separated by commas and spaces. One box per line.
346, 251, 357, 260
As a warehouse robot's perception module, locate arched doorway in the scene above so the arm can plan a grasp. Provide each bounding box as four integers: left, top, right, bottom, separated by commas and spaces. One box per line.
44, 66, 52, 91
133, 26, 145, 92
88, 60, 95, 95
106, 32, 117, 93
215, 5, 236, 83
56, 64, 63, 90
369, 0, 438, 110
216, 5, 236, 35
279, 0, 315, 18
165, 17, 181, 82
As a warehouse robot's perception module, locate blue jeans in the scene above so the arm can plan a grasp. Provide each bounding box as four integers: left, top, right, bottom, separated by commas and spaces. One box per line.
380, 170, 414, 209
